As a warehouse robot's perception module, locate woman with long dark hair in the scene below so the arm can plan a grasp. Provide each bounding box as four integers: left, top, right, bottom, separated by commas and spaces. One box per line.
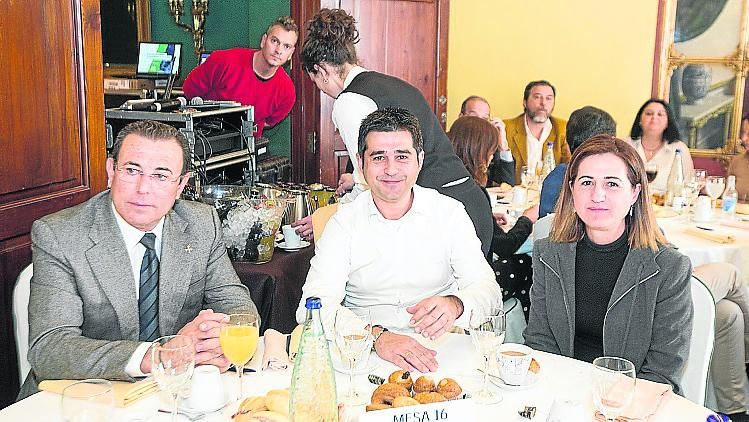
627, 99, 694, 192
449, 116, 538, 318
297, 8, 493, 256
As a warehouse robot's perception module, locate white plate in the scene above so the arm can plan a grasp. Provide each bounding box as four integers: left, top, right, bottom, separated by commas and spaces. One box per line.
176, 391, 231, 414
277, 240, 311, 251
488, 370, 540, 391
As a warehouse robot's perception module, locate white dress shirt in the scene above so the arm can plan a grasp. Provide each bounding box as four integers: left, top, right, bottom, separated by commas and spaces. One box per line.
332, 66, 375, 202
524, 116, 552, 172
628, 138, 695, 192
296, 185, 501, 335
111, 203, 165, 377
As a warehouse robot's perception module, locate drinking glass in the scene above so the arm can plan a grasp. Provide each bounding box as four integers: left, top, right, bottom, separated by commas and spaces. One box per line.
705, 176, 725, 209
683, 177, 701, 208
694, 169, 707, 193
644, 163, 658, 184
61, 379, 114, 422
219, 313, 260, 400
469, 307, 506, 404
520, 165, 533, 188
151, 335, 196, 422
592, 357, 636, 422
334, 307, 372, 405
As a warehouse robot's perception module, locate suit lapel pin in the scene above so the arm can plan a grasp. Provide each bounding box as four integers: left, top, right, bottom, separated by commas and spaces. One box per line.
184, 245, 193, 253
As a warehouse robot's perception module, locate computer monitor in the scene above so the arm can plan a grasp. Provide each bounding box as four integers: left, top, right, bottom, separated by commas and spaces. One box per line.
136, 42, 182, 78
199, 51, 212, 65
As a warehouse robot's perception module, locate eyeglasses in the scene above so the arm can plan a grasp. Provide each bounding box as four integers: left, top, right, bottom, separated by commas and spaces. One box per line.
114, 164, 184, 187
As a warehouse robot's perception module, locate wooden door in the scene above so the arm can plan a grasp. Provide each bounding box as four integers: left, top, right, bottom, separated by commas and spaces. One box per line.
0, 0, 106, 407
290, 0, 449, 186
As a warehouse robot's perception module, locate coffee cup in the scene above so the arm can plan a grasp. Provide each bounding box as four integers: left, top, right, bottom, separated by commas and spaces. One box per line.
281, 224, 302, 248
496, 343, 533, 385
693, 196, 712, 222
187, 365, 225, 411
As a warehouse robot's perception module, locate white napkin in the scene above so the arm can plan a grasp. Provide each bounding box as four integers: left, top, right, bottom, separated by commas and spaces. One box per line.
261, 329, 291, 370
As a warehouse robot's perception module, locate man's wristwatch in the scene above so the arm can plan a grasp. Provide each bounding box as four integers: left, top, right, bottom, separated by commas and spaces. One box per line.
371, 324, 388, 352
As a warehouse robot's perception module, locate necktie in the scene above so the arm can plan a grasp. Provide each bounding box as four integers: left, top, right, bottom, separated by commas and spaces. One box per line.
138, 233, 160, 342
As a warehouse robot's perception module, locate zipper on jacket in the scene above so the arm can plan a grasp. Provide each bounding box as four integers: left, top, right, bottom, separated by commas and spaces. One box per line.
539, 255, 574, 354
602, 267, 660, 355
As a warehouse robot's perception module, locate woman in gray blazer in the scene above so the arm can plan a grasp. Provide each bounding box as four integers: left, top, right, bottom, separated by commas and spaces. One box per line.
524, 135, 693, 393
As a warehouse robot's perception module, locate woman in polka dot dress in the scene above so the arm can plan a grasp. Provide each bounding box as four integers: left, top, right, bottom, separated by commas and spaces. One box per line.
449, 116, 538, 319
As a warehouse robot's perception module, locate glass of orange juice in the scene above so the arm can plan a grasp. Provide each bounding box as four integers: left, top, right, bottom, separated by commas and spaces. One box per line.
219, 313, 260, 400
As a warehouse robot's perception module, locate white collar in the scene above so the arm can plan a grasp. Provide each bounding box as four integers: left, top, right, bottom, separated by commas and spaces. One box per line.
111, 201, 165, 251
342, 65, 369, 90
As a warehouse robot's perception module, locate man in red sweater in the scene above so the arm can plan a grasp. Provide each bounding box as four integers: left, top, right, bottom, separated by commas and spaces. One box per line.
183, 16, 298, 137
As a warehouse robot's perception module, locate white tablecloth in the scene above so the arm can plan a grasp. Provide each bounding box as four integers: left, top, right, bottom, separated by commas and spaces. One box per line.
0, 333, 715, 421
657, 211, 749, 286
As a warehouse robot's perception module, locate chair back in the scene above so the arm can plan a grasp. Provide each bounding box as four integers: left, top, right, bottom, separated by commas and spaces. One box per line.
680, 275, 716, 405
13, 264, 33, 383
533, 212, 555, 240
311, 203, 338, 243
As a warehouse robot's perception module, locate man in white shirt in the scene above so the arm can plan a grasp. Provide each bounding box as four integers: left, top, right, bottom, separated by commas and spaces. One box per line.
296, 108, 501, 373
458, 95, 515, 185
21, 120, 255, 398
503, 80, 571, 182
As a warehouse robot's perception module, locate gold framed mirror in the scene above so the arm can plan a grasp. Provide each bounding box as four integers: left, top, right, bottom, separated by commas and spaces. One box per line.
654, 0, 749, 157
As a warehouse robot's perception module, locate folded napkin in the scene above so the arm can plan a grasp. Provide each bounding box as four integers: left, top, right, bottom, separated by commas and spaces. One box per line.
39, 379, 159, 407
653, 206, 678, 219
593, 378, 673, 421
737, 203, 749, 215
685, 226, 736, 243
289, 324, 303, 361
262, 329, 291, 370
720, 219, 749, 230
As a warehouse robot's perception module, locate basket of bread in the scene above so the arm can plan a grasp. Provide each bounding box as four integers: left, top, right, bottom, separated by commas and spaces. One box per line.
366, 370, 465, 412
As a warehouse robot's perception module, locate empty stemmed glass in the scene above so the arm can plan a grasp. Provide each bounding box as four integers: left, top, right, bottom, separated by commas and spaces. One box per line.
151, 335, 196, 422
61, 379, 114, 422
705, 176, 725, 210
694, 169, 707, 193
592, 356, 636, 422
219, 312, 260, 400
469, 307, 506, 404
334, 307, 372, 405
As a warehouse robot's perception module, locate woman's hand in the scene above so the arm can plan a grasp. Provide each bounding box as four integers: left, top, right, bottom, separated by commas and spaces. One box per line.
492, 211, 508, 226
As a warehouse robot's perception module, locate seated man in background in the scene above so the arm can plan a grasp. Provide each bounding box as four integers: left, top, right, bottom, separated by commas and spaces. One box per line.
20, 120, 256, 399
297, 108, 501, 373
539, 106, 616, 217
504, 80, 570, 182
458, 95, 515, 186
182, 16, 298, 138
728, 113, 749, 202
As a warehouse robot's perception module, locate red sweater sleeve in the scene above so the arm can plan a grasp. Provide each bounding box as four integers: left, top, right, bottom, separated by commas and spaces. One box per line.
183, 59, 218, 99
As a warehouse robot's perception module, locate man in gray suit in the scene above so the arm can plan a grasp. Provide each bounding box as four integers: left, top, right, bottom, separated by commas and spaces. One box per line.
19, 120, 255, 398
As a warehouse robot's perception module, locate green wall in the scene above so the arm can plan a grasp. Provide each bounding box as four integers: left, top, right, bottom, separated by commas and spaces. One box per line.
151, 0, 292, 157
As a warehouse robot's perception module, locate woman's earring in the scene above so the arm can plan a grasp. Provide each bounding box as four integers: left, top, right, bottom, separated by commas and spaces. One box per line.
629, 205, 634, 217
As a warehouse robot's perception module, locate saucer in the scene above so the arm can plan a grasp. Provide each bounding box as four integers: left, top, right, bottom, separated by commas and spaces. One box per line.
178, 391, 231, 414
489, 370, 540, 391
277, 240, 310, 251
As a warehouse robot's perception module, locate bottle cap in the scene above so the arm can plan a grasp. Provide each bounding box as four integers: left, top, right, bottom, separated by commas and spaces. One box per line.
675, 148, 681, 153
305, 297, 322, 310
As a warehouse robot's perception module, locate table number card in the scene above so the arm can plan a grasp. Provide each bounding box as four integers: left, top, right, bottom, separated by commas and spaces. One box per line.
359, 398, 476, 422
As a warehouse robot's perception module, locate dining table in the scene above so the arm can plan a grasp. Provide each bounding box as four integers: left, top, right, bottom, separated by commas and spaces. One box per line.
232, 244, 315, 335
0, 333, 716, 421
655, 208, 749, 286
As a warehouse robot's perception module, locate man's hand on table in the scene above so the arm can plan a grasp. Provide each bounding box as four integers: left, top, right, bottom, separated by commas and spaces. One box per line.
139, 309, 231, 374
374, 331, 438, 373
291, 215, 313, 241
336, 173, 355, 195
407, 295, 464, 340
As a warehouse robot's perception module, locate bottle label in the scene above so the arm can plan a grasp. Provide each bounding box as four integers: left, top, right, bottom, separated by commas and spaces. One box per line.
359, 397, 476, 422
722, 197, 737, 214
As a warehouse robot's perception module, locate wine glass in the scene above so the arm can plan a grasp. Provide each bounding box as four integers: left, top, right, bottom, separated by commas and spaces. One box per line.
694, 169, 707, 193
644, 163, 658, 184
469, 307, 506, 404
61, 379, 114, 422
705, 176, 725, 209
520, 165, 533, 188
219, 313, 260, 400
334, 307, 372, 405
151, 335, 196, 422
592, 357, 636, 422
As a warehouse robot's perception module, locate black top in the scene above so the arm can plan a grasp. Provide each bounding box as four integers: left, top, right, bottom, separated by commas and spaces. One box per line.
573, 230, 629, 363
342, 71, 470, 188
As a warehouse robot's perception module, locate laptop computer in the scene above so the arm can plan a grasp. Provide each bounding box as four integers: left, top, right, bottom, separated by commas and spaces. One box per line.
136, 42, 182, 79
